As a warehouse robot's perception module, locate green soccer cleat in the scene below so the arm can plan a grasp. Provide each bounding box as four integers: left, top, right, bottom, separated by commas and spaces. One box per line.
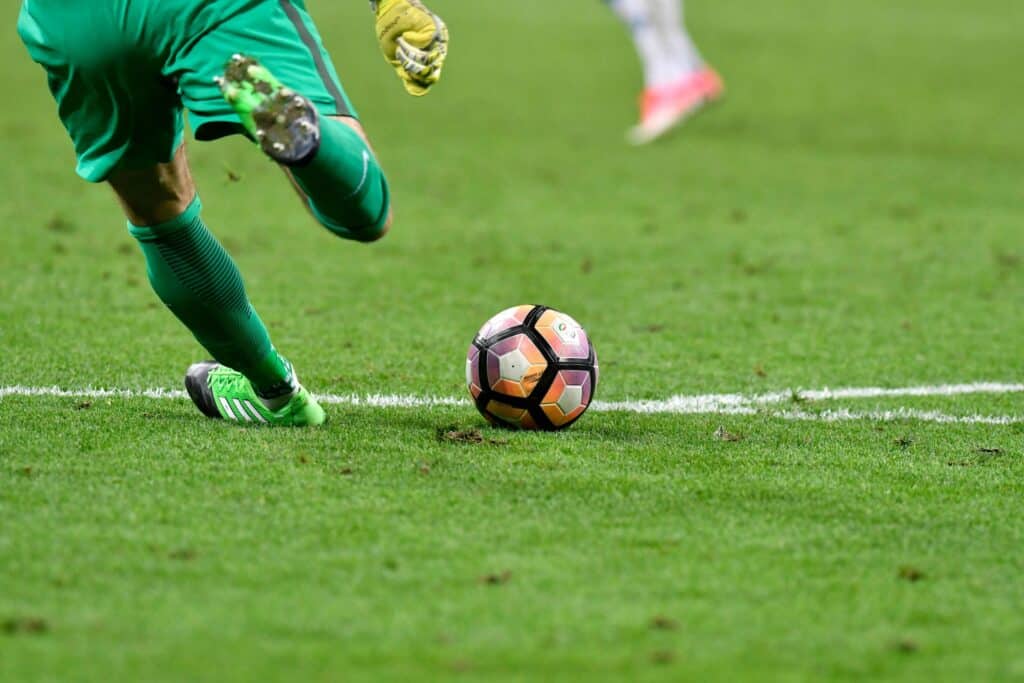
184, 361, 326, 427
216, 54, 321, 166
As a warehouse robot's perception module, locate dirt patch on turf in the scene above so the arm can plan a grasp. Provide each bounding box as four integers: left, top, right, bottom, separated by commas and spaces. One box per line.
2, 617, 49, 635
438, 427, 484, 444
46, 216, 75, 233
898, 565, 924, 582
168, 548, 197, 561
479, 570, 512, 586
436, 426, 508, 446
449, 660, 473, 673
714, 426, 744, 442
891, 637, 919, 654
893, 435, 914, 450
649, 615, 678, 631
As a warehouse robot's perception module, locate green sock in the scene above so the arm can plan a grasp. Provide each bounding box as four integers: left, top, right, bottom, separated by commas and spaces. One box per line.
290, 118, 390, 242
128, 196, 293, 396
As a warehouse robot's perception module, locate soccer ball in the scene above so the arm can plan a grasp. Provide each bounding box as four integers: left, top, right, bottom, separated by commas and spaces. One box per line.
466, 305, 598, 430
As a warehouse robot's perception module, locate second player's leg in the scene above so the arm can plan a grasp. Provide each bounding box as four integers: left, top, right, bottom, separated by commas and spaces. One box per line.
607, 0, 724, 144
648, 0, 706, 77
217, 57, 393, 244
282, 114, 394, 242
607, 0, 685, 89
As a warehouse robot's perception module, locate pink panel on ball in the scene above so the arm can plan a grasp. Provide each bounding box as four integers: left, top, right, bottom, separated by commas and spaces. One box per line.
476, 305, 534, 340
486, 335, 523, 391
465, 345, 482, 399
488, 335, 522, 357
486, 349, 501, 390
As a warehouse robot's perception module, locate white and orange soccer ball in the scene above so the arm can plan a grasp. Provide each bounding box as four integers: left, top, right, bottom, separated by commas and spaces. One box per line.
466, 305, 598, 430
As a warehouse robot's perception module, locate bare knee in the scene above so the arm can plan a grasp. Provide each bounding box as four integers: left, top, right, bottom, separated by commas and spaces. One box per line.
109, 145, 196, 225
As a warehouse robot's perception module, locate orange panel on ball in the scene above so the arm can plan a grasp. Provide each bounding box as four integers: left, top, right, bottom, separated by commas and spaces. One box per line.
540, 370, 592, 426
541, 403, 576, 427
486, 399, 527, 426
541, 372, 567, 405
485, 400, 539, 430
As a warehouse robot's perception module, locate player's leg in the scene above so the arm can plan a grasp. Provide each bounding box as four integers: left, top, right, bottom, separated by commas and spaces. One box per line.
109, 147, 325, 426
20, 0, 323, 426
649, 0, 706, 78
606, 0, 724, 144
606, 0, 684, 89
173, 1, 391, 243
278, 117, 392, 239
216, 55, 392, 244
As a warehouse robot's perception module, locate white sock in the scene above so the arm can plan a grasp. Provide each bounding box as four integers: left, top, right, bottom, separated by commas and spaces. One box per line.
647, 0, 705, 76
608, 0, 689, 88
259, 384, 298, 411
256, 361, 299, 410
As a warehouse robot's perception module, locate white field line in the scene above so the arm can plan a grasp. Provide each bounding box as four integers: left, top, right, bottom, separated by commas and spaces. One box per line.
776, 408, 1021, 426
1, 381, 1023, 424
0, 386, 189, 401
595, 382, 1024, 414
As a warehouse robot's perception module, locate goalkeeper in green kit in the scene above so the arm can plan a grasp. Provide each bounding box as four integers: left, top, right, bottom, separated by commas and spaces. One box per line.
18, 1, 449, 426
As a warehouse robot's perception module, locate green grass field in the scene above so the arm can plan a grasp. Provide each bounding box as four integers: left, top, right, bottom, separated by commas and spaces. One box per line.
2, 1, 1024, 680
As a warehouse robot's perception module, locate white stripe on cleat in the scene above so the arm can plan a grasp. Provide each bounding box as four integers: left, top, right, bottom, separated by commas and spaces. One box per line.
219, 396, 237, 421
233, 399, 252, 422
244, 400, 268, 423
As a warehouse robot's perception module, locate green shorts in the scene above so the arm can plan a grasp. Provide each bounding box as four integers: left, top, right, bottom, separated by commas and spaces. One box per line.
17, 0, 358, 182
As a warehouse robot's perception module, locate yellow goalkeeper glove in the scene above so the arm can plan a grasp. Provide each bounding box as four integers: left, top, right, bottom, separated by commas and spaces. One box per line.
371, 0, 449, 96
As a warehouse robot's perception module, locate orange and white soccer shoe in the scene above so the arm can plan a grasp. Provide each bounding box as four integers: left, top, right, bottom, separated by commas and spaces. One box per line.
627, 68, 724, 145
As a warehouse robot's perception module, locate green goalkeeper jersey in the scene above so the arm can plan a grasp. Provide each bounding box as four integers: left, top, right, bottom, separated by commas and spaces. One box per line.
18, 0, 356, 181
